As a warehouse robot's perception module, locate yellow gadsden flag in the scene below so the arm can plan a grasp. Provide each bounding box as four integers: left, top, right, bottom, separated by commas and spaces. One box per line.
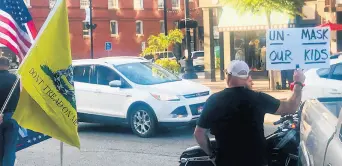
12, 0, 80, 148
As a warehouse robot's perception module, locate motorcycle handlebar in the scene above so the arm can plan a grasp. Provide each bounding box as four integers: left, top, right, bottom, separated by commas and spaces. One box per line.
273, 113, 298, 125
273, 119, 283, 125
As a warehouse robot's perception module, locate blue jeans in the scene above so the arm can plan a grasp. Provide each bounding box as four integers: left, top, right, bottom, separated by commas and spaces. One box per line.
0, 112, 19, 166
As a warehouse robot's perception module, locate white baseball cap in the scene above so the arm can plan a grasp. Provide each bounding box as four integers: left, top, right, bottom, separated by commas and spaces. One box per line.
226, 60, 250, 79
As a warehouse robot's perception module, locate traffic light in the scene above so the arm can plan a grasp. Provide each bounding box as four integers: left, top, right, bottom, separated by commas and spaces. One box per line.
178, 19, 198, 29
86, 23, 97, 30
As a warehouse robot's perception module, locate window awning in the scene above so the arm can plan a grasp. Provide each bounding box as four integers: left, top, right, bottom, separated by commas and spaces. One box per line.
218, 6, 295, 32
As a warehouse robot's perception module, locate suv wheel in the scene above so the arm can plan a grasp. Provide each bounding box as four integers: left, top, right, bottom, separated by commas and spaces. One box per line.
130, 106, 157, 138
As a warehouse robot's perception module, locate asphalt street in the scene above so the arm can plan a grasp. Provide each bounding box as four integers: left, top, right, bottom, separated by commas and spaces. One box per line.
16, 123, 278, 166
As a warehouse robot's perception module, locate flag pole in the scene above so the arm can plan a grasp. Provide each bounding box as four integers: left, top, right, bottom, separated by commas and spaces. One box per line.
0, 77, 20, 114
60, 141, 64, 166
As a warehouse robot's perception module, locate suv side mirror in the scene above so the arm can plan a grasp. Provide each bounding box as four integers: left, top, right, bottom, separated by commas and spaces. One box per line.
109, 80, 122, 88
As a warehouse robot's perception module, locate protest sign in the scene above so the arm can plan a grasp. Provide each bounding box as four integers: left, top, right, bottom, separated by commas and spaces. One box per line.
266, 27, 330, 70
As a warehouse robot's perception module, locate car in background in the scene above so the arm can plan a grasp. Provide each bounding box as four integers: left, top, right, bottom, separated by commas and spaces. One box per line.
299, 97, 342, 165
156, 51, 177, 60
72, 57, 211, 138
179, 51, 205, 72
302, 57, 342, 102
192, 51, 205, 71
142, 51, 177, 62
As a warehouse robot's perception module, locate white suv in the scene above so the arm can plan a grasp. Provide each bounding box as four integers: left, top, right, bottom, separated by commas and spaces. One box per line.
72, 57, 211, 137
179, 51, 205, 72
302, 57, 342, 102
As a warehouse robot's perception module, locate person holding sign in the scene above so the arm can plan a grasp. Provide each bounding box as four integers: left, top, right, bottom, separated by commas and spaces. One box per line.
0, 56, 20, 166
194, 60, 305, 166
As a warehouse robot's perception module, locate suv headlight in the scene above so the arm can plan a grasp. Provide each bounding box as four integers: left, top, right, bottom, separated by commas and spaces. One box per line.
151, 93, 180, 101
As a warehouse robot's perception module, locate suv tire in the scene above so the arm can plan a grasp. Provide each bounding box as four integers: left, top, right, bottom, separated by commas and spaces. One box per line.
130, 105, 157, 138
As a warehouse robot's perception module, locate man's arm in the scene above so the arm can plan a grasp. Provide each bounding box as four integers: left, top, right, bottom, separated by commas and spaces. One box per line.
259, 70, 305, 115
275, 70, 305, 115
194, 126, 213, 156
275, 84, 302, 115
193, 95, 218, 157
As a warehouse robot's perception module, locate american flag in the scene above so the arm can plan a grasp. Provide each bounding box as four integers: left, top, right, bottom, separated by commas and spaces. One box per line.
0, 0, 37, 62
0, 0, 49, 151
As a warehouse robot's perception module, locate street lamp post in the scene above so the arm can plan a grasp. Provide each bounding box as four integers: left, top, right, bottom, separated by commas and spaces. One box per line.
89, 0, 94, 59
163, 0, 167, 36
85, 0, 96, 59
182, 0, 198, 79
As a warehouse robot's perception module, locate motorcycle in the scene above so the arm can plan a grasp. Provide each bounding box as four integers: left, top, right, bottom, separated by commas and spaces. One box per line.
179, 112, 301, 166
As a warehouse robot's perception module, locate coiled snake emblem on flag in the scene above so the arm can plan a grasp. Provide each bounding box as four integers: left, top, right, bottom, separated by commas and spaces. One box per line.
41, 65, 76, 109
53, 65, 74, 97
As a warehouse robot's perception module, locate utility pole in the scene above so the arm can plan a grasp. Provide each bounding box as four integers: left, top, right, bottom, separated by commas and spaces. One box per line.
89, 0, 94, 59
163, 0, 168, 36
193, 28, 197, 51
329, 0, 332, 22
85, 0, 97, 59
209, 8, 215, 82
182, 0, 198, 79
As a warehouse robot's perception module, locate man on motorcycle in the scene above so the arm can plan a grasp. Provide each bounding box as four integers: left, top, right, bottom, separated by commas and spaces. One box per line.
194, 60, 305, 166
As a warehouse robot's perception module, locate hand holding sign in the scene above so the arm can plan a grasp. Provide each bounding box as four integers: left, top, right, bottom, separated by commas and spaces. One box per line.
293, 69, 306, 84
266, 27, 331, 70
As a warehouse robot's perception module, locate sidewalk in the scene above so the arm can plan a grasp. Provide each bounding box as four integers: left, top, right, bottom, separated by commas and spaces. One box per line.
192, 78, 290, 124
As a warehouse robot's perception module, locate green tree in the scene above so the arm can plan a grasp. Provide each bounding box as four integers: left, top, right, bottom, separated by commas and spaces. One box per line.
219, 0, 305, 90
220, 0, 305, 28
141, 29, 184, 75
141, 29, 183, 59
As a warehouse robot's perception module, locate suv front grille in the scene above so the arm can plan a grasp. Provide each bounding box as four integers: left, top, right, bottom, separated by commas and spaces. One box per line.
183, 91, 209, 99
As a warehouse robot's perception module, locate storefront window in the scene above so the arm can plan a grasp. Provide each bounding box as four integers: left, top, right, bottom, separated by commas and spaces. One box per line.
232, 30, 267, 71
233, 32, 245, 62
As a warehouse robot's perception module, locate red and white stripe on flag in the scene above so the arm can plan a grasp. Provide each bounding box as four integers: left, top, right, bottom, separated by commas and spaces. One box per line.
0, 5, 37, 63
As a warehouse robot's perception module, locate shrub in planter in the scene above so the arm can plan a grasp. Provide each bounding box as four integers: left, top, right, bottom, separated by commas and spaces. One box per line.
154, 59, 181, 75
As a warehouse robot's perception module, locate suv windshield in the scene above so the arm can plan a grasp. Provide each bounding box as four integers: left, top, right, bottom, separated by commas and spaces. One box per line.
115, 62, 181, 85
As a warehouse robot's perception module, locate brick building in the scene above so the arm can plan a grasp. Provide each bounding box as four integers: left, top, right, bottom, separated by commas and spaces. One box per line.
0, 0, 203, 60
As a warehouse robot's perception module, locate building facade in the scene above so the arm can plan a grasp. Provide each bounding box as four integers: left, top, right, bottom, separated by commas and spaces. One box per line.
324, 0, 342, 52
0, 0, 203, 60
198, 0, 325, 88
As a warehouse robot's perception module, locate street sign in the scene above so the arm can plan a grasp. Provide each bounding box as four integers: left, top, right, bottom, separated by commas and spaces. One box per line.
105, 42, 112, 51
85, 7, 90, 23
141, 42, 145, 51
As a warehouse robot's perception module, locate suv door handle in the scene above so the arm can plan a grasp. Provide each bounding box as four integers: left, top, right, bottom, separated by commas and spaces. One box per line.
94, 89, 101, 93
327, 164, 332, 166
